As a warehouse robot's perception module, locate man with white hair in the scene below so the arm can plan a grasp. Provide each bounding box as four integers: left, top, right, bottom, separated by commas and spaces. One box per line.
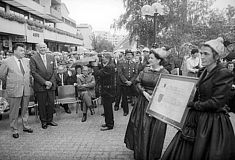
30, 43, 58, 129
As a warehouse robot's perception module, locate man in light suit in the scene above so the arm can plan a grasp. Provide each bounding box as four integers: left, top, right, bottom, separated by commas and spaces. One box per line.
77, 65, 96, 122
0, 43, 33, 138
30, 43, 57, 129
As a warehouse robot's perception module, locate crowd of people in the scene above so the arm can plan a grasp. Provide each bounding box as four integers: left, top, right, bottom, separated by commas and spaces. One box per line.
0, 36, 235, 159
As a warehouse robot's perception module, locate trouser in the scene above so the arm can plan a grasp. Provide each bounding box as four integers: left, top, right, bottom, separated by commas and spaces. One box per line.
36, 91, 55, 124
114, 83, 121, 108
81, 91, 93, 114
8, 96, 30, 133
102, 95, 114, 128
121, 85, 132, 114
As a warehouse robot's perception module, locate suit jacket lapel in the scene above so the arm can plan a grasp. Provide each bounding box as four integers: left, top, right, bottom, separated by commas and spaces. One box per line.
10, 56, 22, 75
22, 58, 29, 74
46, 54, 50, 71
36, 53, 47, 71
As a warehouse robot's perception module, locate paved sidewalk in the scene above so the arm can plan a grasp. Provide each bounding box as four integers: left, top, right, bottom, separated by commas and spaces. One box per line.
3, 105, 235, 160
0, 104, 178, 160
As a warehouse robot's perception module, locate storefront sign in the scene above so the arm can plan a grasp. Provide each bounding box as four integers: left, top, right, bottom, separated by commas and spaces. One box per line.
26, 25, 44, 43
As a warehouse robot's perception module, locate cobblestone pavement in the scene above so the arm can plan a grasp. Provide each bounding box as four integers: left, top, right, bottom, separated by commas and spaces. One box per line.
0, 103, 234, 160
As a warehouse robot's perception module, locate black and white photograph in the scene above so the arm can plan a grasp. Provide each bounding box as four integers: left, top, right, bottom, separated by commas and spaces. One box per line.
0, 0, 235, 159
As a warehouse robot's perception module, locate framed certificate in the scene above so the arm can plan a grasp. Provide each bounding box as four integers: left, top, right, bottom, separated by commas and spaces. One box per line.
146, 74, 198, 130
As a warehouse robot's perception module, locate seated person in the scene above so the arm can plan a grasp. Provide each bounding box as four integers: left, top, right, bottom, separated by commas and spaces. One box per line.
77, 65, 96, 122
56, 65, 76, 114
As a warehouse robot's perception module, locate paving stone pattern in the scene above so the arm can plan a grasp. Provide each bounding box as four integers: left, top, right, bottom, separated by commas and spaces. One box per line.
0, 104, 234, 160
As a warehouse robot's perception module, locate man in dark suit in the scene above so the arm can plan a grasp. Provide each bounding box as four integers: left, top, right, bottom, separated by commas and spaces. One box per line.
30, 43, 58, 129
113, 52, 124, 111
119, 50, 138, 116
93, 53, 115, 131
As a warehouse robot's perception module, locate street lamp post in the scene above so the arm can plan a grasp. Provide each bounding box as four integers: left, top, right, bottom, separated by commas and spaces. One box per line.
135, 35, 140, 49
141, 2, 169, 44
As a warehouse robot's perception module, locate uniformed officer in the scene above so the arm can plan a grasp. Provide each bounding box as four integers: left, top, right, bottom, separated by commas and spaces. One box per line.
119, 49, 138, 116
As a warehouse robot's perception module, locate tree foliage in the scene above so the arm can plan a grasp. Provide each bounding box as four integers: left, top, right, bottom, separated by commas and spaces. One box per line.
91, 35, 114, 53
113, 0, 235, 51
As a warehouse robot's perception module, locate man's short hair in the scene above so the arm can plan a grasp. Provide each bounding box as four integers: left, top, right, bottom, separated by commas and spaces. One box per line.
102, 52, 112, 61
13, 43, 25, 51
191, 48, 199, 55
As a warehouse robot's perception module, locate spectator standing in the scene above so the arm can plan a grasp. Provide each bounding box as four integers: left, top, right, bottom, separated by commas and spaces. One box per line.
162, 37, 235, 160
0, 43, 33, 138
93, 53, 115, 131
119, 50, 138, 116
186, 48, 202, 77
30, 43, 58, 129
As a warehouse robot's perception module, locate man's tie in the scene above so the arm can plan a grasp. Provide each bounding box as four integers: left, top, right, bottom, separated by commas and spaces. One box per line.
18, 59, 25, 75
42, 55, 47, 69
60, 73, 64, 86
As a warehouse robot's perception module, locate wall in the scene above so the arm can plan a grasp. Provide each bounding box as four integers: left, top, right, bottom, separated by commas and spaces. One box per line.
56, 23, 77, 35
0, 17, 25, 36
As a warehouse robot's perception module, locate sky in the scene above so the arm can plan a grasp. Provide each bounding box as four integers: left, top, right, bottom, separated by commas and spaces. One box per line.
62, 0, 235, 34
61, 0, 125, 34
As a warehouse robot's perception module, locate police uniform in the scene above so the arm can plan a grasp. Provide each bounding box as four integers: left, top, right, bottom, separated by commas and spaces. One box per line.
119, 60, 138, 115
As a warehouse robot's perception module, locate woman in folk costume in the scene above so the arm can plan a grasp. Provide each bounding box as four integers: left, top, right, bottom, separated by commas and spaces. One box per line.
124, 48, 169, 160
162, 37, 235, 160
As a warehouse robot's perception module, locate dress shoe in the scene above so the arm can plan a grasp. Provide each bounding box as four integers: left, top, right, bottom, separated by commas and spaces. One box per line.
65, 109, 71, 114
12, 133, 19, 139
101, 124, 107, 127
123, 112, 128, 116
42, 123, 48, 129
81, 113, 87, 122
90, 108, 95, 115
47, 121, 58, 126
23, 128, 33, 133
114, 106, 119, 111
100, 126, 113, 131
89, 105, 95, 115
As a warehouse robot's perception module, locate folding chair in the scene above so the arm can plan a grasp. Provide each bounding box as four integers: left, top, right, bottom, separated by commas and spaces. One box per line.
56, 85, 80, 112
92, 97, 101, 114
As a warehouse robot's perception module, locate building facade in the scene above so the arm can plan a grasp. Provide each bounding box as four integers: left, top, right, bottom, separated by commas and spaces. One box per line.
94, 31, 125, 47
0, 0, 83, 54
77, 24, 93, 50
